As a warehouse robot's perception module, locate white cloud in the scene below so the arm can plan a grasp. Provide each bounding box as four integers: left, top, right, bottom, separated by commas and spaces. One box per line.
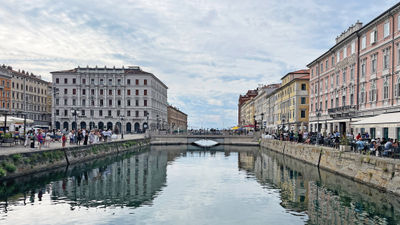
0, 0, 398, 128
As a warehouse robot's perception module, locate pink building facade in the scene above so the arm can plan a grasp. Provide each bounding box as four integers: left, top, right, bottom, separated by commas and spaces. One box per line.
308, 3, 400, 140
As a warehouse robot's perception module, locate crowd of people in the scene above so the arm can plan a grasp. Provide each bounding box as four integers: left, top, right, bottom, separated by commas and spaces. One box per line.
22, 128, 119, 150
263, 130, 400, 158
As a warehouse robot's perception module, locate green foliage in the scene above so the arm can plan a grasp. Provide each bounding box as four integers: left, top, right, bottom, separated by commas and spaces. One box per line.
4, 133, 12, 139
0, 167, 6, 177
340, 135, 350, 145
12, 154, 22, 163
3, 162, 16, 173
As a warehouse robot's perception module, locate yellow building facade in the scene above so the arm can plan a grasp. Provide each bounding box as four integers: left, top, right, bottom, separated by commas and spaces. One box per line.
274, 70, 310, 132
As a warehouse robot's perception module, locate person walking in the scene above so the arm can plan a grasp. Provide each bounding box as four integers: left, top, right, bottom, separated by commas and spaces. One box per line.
62, 134, 67, 148
83, 132, 88, 145
37, 130, 44, 150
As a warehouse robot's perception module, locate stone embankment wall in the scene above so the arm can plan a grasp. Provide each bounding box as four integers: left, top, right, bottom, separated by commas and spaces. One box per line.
0, 139, 150, 180
261, 139, 400, 196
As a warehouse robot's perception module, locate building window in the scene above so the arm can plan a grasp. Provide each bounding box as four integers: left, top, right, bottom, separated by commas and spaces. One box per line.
397, 44, 400, 65
64, 110, 68, 116
108, 110, 112, 116
371, 53, 377, 73
136, 89, 139, 95
82, 89, 86, 95
109, 99, 112, 106
342, 69, 346, 83
90, 110, 94, 116
91, 89, 95, 95
117, 110, 120, 116
56, 98, 59, 106
350, 65, 354, 80
100, 99, 104, 106
118, 100, 121, 106
135, 100, 139, 106
99, 110, 103, 116
301, 97, 306, 104
325, 59, 328, 70
384, 21, 390, 38
370, 30, 377, 44
361, 59, 366, 77
109, 90, 112, 95
118, 89, 121, 95
144, 79, 147, 85
135, 110, 139, 117
396, 77, 400, 97
64, 89, 68, 94
311, 69, 313, 78
72, 99, 76, 106
73, 78, 76, 84
82, 78, 86, 84
91, 79, 94, 85
127, 89, 131, 95
127, 99, 131, 106
108, 79, 112, 85
320, 63, 323, 73
136, 79, 139, 85
100, 89, 103, 95
82, 99, 86, 106
127, 110, 131, 117
56, 78, 59, 84
330, 74, 334, 88
336, 73, 339, 86
301, 83, 306, 91
361, 35, 366, 49
100, 79, 103, 85
72, 89, 76, 95
117, 79, 121, 85
383, 48, 390, 70
384, 77, 389, 99
64, 78, 68, 84
351, 41, 355, 54
343, 46, 347, 58
336, 51, 340, 63
127, 79, 131, 85
370, 80, 377, 102
325, 78, 328, 91
81, 110, 85, 116
144, 89, 147, 95
331, 55, 335, 66
144, 100, 147, 106
64, 99, 68, 105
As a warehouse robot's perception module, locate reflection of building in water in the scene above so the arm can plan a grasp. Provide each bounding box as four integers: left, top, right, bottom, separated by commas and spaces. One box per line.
50, 150, 168, 208
254, 152, 308, 213
238, 152, 256, 172
308, 181, 389, 225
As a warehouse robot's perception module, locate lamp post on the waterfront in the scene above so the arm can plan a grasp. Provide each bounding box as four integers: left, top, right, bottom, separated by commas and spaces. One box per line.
316, 107, 322, 133
120, 115, 125, 139
260, 113, 264, 132
281, 115, 286, 134
71, 109, 80, 130
253, 115, 256, 131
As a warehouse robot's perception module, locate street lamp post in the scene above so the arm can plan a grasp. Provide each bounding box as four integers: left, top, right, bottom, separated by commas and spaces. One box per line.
120, 115, 125, 139
261, 113, 264, 132
281, 115, 286, 134
71, 109, 79, 130
253, 115, 256, 131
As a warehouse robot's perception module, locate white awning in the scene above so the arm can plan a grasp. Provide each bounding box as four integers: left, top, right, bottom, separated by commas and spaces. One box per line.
0, 116, 34, 125
352, 112, 400, 125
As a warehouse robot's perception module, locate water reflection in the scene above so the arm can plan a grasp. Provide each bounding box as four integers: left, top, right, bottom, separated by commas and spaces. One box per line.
249, 149, 400, 225
0, 146, 400, 225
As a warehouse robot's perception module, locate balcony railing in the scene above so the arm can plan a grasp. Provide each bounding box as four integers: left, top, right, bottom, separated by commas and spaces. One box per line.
328, 105, 356, 118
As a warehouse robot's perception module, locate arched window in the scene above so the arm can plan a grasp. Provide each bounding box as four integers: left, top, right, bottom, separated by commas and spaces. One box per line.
63, 122, 69, 130
98, 122, 104, 130
55, 121, 61, 130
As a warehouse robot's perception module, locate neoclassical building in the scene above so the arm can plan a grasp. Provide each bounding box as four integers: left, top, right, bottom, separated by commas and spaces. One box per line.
308, 2, 400, 140
51, 66, 168, 133
167, 105, 187, 131
0, 67, 11, 114
0, 65, 51, 126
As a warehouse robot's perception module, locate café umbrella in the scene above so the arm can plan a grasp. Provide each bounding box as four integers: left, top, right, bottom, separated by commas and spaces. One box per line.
0, 116, 34, 126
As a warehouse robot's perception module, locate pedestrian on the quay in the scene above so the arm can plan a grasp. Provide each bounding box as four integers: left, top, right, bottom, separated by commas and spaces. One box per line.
62, 134, 67, 148
83, 132, 88, 145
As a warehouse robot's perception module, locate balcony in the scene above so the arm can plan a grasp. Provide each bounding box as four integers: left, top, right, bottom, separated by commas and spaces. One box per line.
328, 105, 356, 118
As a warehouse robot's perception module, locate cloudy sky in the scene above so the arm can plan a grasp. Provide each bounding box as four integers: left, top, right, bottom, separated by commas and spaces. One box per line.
0, 0, 398, 128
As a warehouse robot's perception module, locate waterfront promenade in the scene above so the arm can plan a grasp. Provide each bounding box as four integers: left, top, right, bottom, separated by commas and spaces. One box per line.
0, 134, 146, 156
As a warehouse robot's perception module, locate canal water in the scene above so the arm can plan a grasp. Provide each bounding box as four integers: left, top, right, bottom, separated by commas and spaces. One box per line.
1, 145, 400, 225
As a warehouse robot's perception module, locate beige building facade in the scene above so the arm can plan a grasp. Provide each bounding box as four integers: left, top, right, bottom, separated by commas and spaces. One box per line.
167, 105, 187, 131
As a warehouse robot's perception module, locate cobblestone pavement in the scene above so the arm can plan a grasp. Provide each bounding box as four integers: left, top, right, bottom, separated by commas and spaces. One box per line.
0, 134, 146, 156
